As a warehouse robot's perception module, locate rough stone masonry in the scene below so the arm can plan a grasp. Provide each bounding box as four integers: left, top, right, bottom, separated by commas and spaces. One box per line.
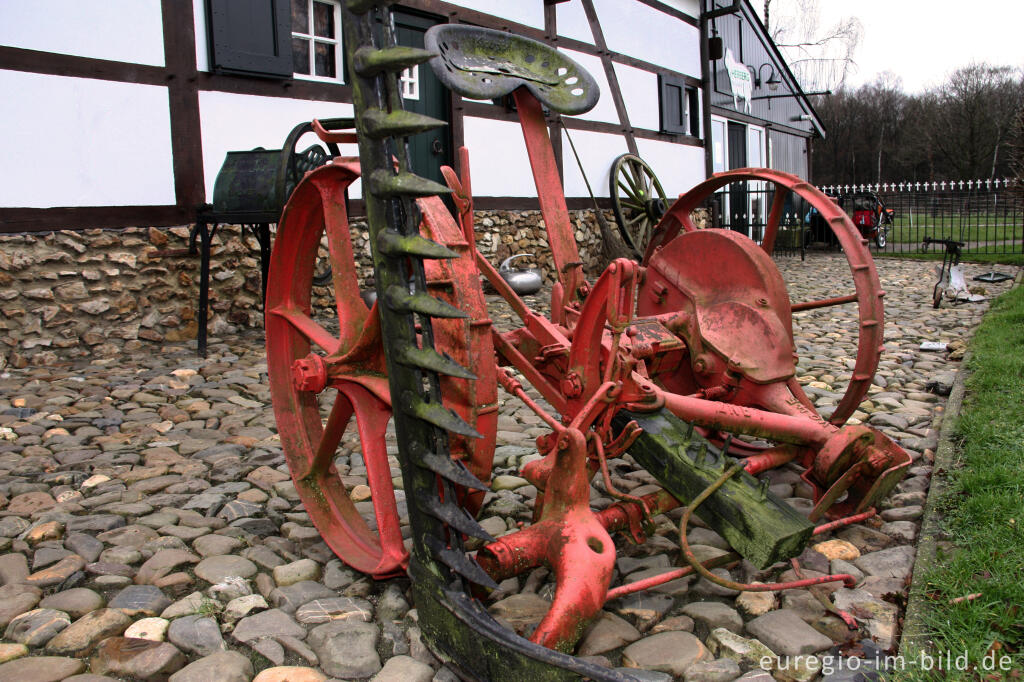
0, 209, 612, 371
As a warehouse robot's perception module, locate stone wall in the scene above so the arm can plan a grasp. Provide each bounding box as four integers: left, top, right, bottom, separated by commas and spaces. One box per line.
473, 209, 611, 281
341, 209, 613, 284
0, 226, 267, 368
0, 208, 613, 368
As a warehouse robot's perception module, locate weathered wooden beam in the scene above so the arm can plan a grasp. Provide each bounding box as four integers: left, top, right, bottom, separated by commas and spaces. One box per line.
615, 408, 813, 568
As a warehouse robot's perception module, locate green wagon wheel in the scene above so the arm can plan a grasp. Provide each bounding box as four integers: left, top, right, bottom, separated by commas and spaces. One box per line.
609, 153, 668, 255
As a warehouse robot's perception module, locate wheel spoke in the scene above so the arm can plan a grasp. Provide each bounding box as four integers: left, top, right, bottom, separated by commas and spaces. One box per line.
636, 166, 653, 200
313, 176, 368, 355
628, 162, 647, 198
271, 306, 341, 354
618, 181, 640, 201
626, 216, 648, 245
350, 388, 405, 559
637, 220, 653, 248
620, 169, 642, 198
791, 294, 858, 311
786, 377, 817, 414
650, 173, 666, 202
294, 392, 353, 480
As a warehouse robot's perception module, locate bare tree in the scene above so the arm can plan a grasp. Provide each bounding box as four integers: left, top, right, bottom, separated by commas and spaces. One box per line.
1012, 108, 1024, 185
1010, 108, 1024, 204
863, 72, 906, 183
929, 63, 1023, 180
759, 0, 862, 92
812, 64, 1023, 185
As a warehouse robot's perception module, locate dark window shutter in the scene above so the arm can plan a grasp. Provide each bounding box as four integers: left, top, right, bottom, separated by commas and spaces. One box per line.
658, 74, 689, 135
207, 0, 293, 78
687, 87, 700, 137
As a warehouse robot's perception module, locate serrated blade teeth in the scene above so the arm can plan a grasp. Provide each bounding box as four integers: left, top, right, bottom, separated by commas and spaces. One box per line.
362, 109, 447, 139
411, 444, 490, 492
377, 231, 459, 259
425, 535, 498, 590
394, 345, 476, 379
400, 391, 482, 438
368, 169, 452, 198
420, 497, 495, 542
384, 286, 467, 319
354, 45, 435, 76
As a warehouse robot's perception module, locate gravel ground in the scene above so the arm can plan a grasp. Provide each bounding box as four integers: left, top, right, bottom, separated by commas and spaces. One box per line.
0, 254, 1015, 682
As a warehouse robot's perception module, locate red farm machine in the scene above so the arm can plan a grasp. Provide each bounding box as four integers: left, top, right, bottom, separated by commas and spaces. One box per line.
265, 5, 910, 680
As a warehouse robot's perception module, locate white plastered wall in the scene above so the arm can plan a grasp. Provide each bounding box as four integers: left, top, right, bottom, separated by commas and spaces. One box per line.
197, 91, 357, 201
556, 1, 594, 44
560, 129, 630, 199
590, 0, 700, 77
0, 71, 175, 208
634, 138, 705, 197
0, 0, 165, 66
613, 61, 660, 132
461, 117, 536, 197
446, 1, 545, 30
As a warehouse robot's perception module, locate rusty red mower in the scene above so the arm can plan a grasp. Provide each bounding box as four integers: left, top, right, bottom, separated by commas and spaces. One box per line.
266, 8, 910, 680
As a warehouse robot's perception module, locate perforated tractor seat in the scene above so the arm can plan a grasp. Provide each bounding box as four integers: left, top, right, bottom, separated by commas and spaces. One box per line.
424, 25, 599, 115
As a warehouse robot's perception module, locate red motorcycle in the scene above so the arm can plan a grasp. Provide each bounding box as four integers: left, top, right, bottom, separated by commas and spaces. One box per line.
850, 191, 895, 248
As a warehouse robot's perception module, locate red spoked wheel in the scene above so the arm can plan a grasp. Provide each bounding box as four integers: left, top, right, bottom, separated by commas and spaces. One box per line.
266, 162, 497, 579
645, 168, 885, 427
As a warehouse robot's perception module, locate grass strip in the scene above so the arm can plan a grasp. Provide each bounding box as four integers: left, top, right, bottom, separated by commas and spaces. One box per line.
895, 282, 1024, 680
881, 252, 1024, 267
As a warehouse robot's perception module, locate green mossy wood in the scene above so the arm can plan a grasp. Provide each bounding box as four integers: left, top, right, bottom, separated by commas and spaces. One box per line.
341, 1, 632, 679
616, 409, 814, 568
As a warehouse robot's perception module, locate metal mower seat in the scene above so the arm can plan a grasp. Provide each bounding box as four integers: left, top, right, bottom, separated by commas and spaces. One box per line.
424, 25, 599, 115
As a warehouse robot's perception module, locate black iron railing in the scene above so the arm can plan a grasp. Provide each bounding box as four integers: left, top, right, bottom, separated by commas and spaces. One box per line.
706, 179, 1022, 258
819, 179, 1022, 256
707, 184, 808, 257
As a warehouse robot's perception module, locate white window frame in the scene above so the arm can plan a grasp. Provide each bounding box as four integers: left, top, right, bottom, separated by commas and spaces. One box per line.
710, 115, 728, 175
400, 66, 420, 100
292, 0, 343, 83
747, 125, 766, 242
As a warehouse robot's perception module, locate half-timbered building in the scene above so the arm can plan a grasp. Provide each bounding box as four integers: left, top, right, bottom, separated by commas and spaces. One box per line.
1, 0, 823, 234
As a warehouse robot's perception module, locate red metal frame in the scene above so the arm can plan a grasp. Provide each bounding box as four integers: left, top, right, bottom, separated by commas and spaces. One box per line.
266, 86, 911, 653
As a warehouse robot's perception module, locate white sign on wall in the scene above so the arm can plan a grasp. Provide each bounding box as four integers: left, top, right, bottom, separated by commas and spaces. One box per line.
724, 49, 752, 113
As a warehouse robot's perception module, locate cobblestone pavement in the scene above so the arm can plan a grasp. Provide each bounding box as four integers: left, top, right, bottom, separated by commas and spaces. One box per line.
0, 255, 1015, 681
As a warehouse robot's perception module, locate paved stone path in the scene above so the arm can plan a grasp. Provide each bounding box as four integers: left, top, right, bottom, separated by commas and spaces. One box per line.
0, 255, 1015, 681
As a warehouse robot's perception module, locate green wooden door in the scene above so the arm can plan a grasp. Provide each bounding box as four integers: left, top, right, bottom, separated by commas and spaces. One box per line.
392, 11, 450, 187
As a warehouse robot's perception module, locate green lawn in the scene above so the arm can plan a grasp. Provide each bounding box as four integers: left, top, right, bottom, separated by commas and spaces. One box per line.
880, 252, 1024, 267
894, 283, 1024, 680
887, 220, 1024, 245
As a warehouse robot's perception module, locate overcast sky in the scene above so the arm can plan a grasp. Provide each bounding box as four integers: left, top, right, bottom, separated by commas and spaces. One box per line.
768, 0, 1024, 92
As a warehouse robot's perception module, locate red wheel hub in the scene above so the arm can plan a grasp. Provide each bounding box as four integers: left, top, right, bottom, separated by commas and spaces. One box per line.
291, 354, 328, 393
